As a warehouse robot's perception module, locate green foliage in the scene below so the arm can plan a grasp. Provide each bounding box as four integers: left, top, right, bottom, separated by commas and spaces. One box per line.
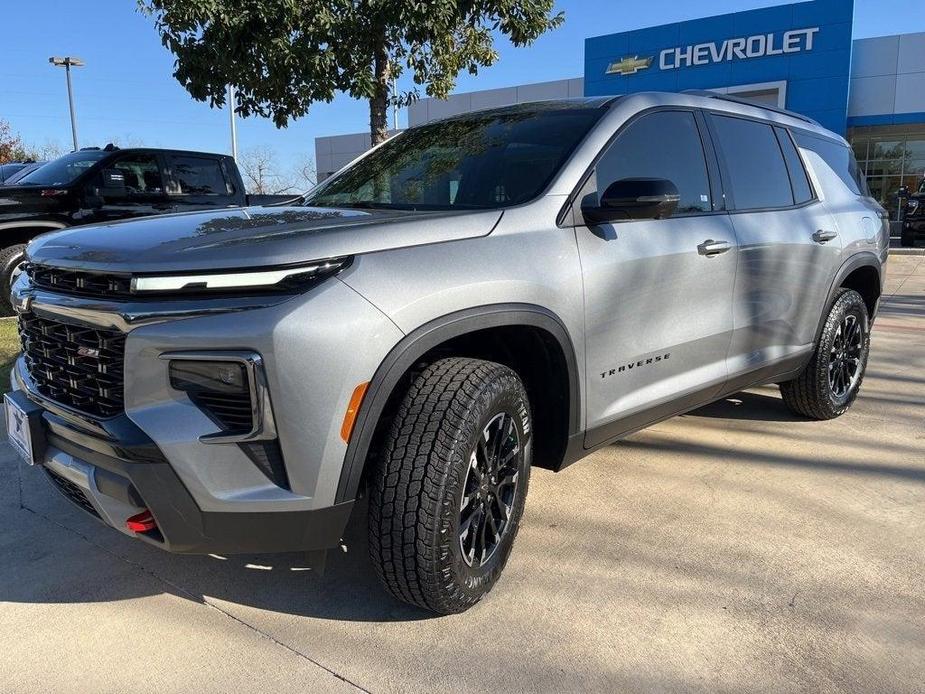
139, 0, 563, 142
0, 120, 29, 164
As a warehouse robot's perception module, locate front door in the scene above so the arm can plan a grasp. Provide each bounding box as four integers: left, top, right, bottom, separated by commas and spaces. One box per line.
576, 109, 739, 447
83, 152, 172, 224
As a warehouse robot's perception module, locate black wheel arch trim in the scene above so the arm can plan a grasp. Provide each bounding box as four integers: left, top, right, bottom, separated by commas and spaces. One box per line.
334, 303, 581, 504
816, 252, 882, 344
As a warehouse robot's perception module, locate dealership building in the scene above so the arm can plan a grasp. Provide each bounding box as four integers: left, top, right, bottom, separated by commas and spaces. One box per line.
314, 0, 925, 218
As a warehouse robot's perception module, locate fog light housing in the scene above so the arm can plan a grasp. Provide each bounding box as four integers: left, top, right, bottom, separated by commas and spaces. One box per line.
169, 360, 248, 395
162, 352, 277, 444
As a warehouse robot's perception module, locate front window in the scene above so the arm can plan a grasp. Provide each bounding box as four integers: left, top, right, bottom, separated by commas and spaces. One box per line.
16, 150, 108, 186
303, 105, 605, 211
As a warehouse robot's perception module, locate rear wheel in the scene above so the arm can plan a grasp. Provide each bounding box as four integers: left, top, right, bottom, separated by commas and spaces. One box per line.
780, 288, 870, 420
0, 243, 27, 316
368, 357, 532, 614
900, 226, 915, 247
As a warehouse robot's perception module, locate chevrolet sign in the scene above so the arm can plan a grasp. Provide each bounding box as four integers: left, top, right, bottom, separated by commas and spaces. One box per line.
605, 55, 653, 76
659, 27, 819, 70
606, 27, 820, 76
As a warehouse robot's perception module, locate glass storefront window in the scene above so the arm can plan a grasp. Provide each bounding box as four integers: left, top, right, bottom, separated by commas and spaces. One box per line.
851, 139, 868, 162
866, 159, 903, 176
849, 129, 925, 220
868, 140, 904, 159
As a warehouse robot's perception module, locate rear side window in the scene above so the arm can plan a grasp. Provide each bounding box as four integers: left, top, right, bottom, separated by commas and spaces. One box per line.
169, 156, 232, 195
595, 110, 712, 215
710, 115, 793, 210
774, 127, 814, 204
793, 132, 867, 196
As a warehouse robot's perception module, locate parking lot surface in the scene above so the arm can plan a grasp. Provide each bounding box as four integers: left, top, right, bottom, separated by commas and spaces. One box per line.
1, 256, 923, 694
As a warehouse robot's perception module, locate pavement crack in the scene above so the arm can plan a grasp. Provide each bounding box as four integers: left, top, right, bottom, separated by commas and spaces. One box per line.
18, 501, 370, 694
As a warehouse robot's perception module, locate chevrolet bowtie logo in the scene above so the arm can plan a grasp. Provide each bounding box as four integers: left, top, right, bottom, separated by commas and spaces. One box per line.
606, 55, 653, 76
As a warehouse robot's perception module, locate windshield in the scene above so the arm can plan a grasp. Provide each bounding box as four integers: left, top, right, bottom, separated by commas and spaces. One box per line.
303, 104, 605, 211
17, 150, 108, 186
5, 162, 44, 184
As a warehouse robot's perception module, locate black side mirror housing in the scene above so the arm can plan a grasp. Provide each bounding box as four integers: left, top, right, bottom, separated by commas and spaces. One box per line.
582, 177, 680, 224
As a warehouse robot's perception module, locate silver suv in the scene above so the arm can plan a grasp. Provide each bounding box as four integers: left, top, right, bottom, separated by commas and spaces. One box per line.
6, 92, 888, 614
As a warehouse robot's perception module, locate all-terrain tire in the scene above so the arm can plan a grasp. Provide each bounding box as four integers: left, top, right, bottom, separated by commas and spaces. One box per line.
780, 288, 870, 420
368, 357, 532, 614
0, 243, 27, 315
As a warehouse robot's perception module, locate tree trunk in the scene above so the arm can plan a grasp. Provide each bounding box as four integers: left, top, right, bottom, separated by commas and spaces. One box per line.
369, 39, 391, 146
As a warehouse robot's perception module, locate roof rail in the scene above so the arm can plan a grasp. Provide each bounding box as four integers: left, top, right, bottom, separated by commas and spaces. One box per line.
681, 90, 819, 126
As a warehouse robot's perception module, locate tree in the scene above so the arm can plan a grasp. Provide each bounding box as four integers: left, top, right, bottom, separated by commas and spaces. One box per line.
139, 0, 563, 145
240, 146, 297, 194
0, 119, 28, 164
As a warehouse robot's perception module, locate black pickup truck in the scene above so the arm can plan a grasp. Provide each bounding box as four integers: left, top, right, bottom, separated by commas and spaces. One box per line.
0, 145, 296, 312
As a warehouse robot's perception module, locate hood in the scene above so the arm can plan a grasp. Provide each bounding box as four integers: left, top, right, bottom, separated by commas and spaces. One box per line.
26, 205, 503, 273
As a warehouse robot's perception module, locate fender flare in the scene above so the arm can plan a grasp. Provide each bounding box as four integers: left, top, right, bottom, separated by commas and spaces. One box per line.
815, 252, 883, 342
334, 303, 581, 504
0, 220, 69, 232
0, 220, 69, 245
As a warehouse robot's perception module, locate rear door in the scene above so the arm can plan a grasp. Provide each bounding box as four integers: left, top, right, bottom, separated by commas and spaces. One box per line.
576, 109, 739, 446
165, 154, 239, 212
706, 113, 842, 388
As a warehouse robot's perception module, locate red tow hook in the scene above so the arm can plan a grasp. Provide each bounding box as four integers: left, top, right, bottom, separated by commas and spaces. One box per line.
125, 510, 157, 533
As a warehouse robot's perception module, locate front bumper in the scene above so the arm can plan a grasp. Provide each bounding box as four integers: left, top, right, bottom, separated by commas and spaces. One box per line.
11, 363, 354, 555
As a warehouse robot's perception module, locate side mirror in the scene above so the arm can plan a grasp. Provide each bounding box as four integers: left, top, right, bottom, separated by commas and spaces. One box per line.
582, 177, 680, 224
100, 169, 127, 197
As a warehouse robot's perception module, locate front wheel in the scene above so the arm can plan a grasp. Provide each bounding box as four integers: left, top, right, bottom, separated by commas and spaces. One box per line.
0, 243, 27, 315
780, 288, 871, 419
368, 357, 532, 614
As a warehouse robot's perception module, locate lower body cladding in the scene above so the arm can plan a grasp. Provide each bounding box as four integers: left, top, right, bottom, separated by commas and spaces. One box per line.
10, 276, 404, 554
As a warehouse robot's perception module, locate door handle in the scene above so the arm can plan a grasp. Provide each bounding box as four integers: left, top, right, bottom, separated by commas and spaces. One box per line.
697, 239, 732, 256
812, 229, 838, 244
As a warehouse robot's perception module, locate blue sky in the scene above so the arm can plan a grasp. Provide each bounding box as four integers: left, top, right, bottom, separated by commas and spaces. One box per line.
2, 0, 922, 180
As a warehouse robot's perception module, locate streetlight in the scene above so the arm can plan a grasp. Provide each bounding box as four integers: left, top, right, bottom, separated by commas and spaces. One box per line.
49, 56, 84, 151
227, 84, 238, 161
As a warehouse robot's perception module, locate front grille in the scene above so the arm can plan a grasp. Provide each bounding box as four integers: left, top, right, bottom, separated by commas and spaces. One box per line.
20, 314, 126, 418
45, 469, 101, 519
190, 391, 254, 432
26, 263, 133, 298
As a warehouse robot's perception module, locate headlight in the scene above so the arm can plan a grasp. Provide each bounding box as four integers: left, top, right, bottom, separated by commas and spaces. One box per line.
131, 257, 350, 295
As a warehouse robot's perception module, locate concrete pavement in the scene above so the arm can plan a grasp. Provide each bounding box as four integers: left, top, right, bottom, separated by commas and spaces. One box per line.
1, 256, 923, 693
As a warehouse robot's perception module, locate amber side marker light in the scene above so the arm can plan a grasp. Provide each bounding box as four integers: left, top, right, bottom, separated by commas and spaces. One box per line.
340, 381, 370, 443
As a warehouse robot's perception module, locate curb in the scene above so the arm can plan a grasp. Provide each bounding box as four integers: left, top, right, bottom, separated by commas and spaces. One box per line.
889, 247, 925, 256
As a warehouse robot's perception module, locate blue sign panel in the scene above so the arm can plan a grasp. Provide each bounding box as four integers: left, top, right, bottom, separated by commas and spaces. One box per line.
584, 0, 854, 134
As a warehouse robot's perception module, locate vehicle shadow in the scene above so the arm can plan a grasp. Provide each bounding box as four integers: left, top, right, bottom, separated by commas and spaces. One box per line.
684, 389, 803, 422
1, 457, 439, 622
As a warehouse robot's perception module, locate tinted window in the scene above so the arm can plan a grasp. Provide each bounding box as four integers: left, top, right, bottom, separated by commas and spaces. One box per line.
595, 110, 711, 215
711, 115, 793, 210
17, 150, 108, 186
170, 156, 231, 195
793, 132, 866, 196
110, 154, 164, 195
774, 127, 813, 204
304, 105, 605, 211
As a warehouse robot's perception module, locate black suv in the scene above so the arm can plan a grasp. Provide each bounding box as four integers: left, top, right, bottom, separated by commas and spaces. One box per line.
0, 145, 249, 312
900, 178, 925, 247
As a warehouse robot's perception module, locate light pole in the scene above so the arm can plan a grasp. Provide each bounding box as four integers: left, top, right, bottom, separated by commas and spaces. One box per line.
49, 56, 84, 151
227, 84, 238, 161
